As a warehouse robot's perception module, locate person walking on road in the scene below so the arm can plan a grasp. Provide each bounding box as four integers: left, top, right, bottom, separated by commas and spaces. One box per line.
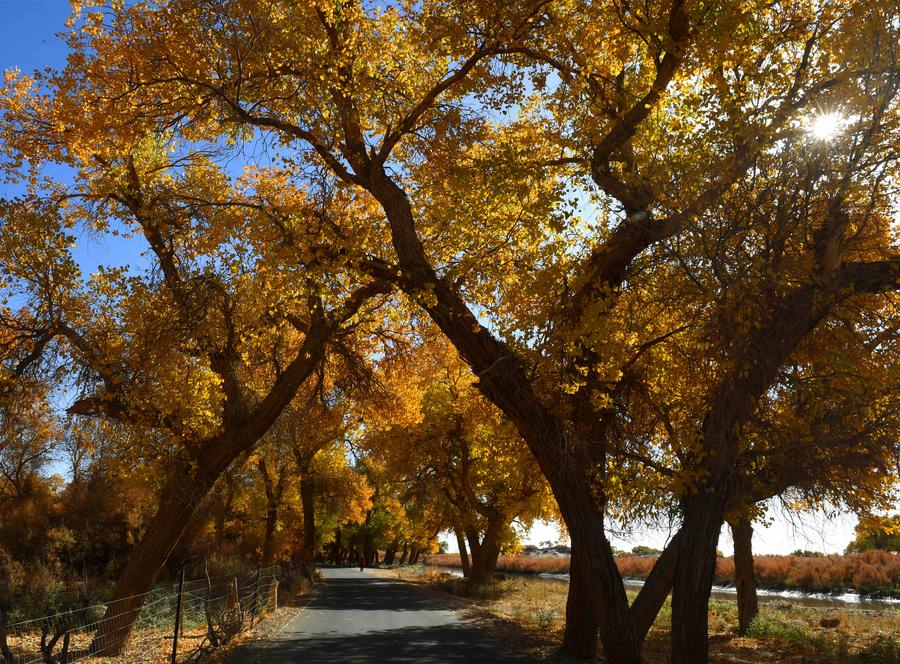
359, 555, 365, 572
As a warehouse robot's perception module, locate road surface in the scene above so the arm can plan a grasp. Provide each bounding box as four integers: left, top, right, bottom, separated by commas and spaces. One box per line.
227, 567, 534, 663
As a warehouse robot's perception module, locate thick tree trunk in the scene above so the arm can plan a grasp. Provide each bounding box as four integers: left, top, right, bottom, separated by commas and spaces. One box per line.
261, 502, 278, 567
300, 476, 316, 564
549, 481, 632, 637
90, 463, 221, 655
468, 518, 503, 585
671, 495, 727, 664
399, 544, 408, 566
730, 516, 758, 635
410, 548, 419, 565
384, 537, 399, 565
562, 546, 598, 661
455, 529, 471, 578
363, 532, 375, 566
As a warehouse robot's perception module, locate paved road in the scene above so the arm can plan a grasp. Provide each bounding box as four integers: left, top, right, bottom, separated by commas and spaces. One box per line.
227, 567, 533, 663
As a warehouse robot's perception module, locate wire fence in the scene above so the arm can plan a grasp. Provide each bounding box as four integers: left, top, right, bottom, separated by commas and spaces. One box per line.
0, 566, 280, 664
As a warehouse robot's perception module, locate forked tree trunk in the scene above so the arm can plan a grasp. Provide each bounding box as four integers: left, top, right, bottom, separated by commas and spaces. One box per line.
730, 515, 758, 635
455, 529, 471, 578
562, 546, 598, 661
467, 518, 503, 585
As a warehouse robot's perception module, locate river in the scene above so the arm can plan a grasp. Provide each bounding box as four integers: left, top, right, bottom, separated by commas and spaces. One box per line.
427, 566, 899, 610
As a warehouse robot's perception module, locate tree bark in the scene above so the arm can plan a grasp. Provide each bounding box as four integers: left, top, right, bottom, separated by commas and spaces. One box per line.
258, 457, 283, 567
630, 530, 682, 643
730, 516, 758, 635
399, 544, 408, 565
384, 536, 399, 565
468, 518, 503, 585
671, 456, 732, 664
562, 546, 598, 661
455, 529, 471, 578
300, 475, 316, 564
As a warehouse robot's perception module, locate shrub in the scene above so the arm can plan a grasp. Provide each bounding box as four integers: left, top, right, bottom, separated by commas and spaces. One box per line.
856, 636, 900, 664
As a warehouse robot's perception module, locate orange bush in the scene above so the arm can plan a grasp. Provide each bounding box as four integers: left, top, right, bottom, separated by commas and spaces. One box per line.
424, 550, 900, 596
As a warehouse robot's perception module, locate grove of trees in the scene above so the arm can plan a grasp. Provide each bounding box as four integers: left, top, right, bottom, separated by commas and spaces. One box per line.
0, 1, 897, 663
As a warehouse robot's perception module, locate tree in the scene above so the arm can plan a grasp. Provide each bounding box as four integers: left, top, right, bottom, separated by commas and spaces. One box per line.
362, 333, 553, 584
2, 2, 897, 662
846, 515, 900, 553
0, 94, 389, 654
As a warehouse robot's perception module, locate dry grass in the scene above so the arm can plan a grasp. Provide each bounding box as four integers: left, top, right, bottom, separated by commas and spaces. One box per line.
391, 565, 900, 663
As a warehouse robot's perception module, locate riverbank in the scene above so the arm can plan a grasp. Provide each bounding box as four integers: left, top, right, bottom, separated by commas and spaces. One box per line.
424, 549, 900, 600
387, 565, 900, 663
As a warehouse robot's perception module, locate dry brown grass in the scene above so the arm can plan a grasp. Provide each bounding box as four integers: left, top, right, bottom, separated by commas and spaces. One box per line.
388, 566, 900, 663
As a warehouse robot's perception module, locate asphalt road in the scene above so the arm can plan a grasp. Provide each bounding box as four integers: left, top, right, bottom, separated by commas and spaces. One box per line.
227, 567, 534, 663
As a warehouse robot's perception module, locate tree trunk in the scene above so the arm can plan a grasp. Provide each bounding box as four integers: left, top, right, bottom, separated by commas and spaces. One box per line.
410, 548, 419, 565
399, 544, 408, 565
468, 518, 503, 585
331, 528, 342, 565
261, 502, 278, 567
258, 456, 285, 567
630, 530, 682, 643
455, 529, 471, 578
730, 515, 758, 635
384, 537, 399, 565
670, 495, 726, 664
368, 170, 643, 663
90, 463, 220, 655
562, 545, 598, 661
213, 477, 233, 550
300, 476, 316, 564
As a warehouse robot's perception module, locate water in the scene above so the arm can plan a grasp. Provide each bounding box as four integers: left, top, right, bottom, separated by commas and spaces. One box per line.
427, 566, 899, 610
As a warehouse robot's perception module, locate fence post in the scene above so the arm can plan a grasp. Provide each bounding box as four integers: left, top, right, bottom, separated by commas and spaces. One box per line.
250, 566, 261, 627
232, 577, 241, 625
171, 569, 185, 664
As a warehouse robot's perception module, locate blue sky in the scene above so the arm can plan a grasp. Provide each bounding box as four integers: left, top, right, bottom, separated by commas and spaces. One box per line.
1, 2, 870, 557
2, 1, 147, 277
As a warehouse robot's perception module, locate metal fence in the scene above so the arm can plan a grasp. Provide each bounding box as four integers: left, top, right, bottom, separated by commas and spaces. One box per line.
0, 566, 280, 664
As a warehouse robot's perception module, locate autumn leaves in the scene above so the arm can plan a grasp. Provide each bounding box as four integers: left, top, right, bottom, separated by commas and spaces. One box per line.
0, 1, 898, 663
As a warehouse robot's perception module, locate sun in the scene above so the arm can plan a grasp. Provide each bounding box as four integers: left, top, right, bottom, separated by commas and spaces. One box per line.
808, 112, 845, 141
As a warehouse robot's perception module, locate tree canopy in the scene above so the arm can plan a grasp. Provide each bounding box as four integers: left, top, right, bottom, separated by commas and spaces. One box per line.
0, 1, 897, 663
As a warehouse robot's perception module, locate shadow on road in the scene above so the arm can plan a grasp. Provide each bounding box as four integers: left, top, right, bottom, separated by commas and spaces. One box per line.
244, 623, 530, 663
305, 574, 443, 612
